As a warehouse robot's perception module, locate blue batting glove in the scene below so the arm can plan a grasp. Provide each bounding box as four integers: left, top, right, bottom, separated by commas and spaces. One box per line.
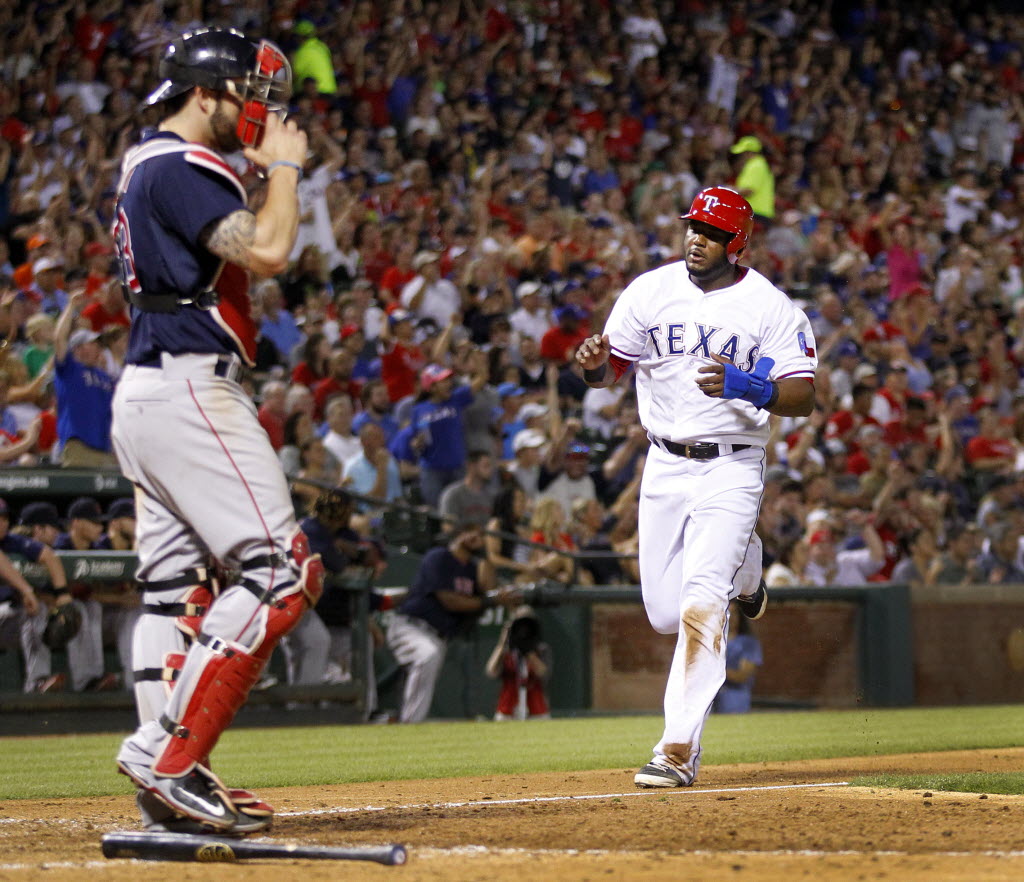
721, 357, 776, 409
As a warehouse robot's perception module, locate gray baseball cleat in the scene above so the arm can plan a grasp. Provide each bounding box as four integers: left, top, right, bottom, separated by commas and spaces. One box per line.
634, 758, 693, 788
737, 578, 768, 620
136, 789, 270, 836
118, 759, 239, 831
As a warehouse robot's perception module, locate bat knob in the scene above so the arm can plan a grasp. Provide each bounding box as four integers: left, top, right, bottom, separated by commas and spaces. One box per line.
389, 845, 407, 865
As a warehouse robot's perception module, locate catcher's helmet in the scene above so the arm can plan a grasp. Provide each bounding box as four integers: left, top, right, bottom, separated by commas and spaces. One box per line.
144, 27, 292, 149
681, 186, 754, 264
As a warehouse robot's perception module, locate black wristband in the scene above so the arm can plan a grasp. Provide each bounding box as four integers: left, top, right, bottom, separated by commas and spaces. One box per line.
763, 381, 780, 410
583, 363, 608, 384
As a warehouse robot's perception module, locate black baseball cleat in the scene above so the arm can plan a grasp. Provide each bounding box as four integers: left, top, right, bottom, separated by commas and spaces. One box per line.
737, 578, 768, 620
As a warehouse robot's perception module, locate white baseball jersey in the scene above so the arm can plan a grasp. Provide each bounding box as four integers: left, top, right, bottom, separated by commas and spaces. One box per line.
603, 263, 817, 445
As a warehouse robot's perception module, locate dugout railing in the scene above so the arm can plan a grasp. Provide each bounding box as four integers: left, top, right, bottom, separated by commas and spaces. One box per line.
0, 468, 927, 730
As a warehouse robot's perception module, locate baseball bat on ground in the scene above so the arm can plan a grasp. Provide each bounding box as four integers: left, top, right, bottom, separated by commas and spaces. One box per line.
101, 831, 407, 865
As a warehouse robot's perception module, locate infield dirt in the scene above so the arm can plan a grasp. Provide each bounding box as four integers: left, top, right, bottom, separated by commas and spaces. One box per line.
3, 748, 1024, 881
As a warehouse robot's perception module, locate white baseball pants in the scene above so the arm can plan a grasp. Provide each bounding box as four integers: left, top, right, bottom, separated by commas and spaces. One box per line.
638, 443, 765, 784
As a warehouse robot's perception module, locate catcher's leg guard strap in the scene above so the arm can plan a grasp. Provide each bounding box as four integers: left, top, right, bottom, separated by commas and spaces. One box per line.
133, 651, 185, 685
152, 634, 264, 777
237, 528, 324, 608
138, 569, 217, 642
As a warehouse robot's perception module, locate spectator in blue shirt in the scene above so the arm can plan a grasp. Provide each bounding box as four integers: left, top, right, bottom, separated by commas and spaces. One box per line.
351, 379, 399, 444
257, 279, 303, 363
344, 423, 403, 513
54, 293, 116, 468
411, 361, 487, 507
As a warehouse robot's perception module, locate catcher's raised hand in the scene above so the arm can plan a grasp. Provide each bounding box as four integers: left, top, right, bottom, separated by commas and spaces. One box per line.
576, 334, 610, 370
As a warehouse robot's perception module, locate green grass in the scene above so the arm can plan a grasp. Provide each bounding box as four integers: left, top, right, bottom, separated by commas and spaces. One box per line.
4, 705, 1024, 800
852, 773, 1024, 795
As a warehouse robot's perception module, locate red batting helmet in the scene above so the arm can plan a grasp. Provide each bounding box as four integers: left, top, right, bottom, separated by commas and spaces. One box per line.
681, 186, 754, 264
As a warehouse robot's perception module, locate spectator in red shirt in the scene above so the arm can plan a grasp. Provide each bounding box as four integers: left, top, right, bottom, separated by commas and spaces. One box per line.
378, 240, 416, 307
82, 241, 114, 297
380, 309, 426, 403
291, 331, 331, 387
964, 406, 1016, 474
80, 278, 129, 332
883, 397, 931, 453
313, 349, 362, 421
257, 380, 288, 451
540, 305, 588, 365
827, 383, 881, 451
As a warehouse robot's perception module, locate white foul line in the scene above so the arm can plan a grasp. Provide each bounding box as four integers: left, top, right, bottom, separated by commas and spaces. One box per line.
276, 781, 851, 818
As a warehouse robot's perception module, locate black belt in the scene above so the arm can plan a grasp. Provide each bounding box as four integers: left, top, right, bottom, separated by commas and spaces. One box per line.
133, 355, 243, 382
656, 438, 752, 460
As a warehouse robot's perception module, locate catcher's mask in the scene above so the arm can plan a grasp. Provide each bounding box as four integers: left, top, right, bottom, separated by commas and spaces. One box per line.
145, 28, 292, 149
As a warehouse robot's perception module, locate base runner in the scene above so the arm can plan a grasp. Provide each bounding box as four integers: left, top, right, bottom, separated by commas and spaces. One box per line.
576, 187, 817, 787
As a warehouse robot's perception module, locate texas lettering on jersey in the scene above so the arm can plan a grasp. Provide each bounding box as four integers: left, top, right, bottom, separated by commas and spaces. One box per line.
645, 321, 762, 372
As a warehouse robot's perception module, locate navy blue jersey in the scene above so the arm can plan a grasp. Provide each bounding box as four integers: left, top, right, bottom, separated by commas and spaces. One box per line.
0, 532, 44, 603
113, 132, 259, 366
399, 546, 481, 639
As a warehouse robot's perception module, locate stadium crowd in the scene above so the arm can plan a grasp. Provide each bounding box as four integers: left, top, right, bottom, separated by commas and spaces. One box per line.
1, 0, 1024, 693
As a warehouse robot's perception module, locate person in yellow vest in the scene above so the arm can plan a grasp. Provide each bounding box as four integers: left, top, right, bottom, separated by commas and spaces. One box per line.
292, 20, 337, 96
730, 136, 775, 223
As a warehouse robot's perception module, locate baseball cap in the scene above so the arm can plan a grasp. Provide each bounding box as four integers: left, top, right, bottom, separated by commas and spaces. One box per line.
809, 529, 834, 546
379, 126, 397, 139
513, 428, 547, 452
420, 364, 454, 390
518, 402, 549, 422
33, 256, 63, 275
67, 497, 106, 523
374, 172, 394, 185
516, 281, 543, 299
836, 340, 860, 358
497, 382, 525, 399
554, 305, 586, 323
853, 363, 878, 382
413, 250, 440, 270
388, 309, 413, 326
730, 135, 763, 154
339, 323, 361, 339
945, 384, 969, 403
20, 501, 61, 528
69, 328, 100, 349
566, 441, 591, 458
294, 19, 316, 35
107, 497, 135, 520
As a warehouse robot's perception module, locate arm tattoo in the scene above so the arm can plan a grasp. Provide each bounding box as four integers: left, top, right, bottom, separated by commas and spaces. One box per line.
200, 209, 256, 266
